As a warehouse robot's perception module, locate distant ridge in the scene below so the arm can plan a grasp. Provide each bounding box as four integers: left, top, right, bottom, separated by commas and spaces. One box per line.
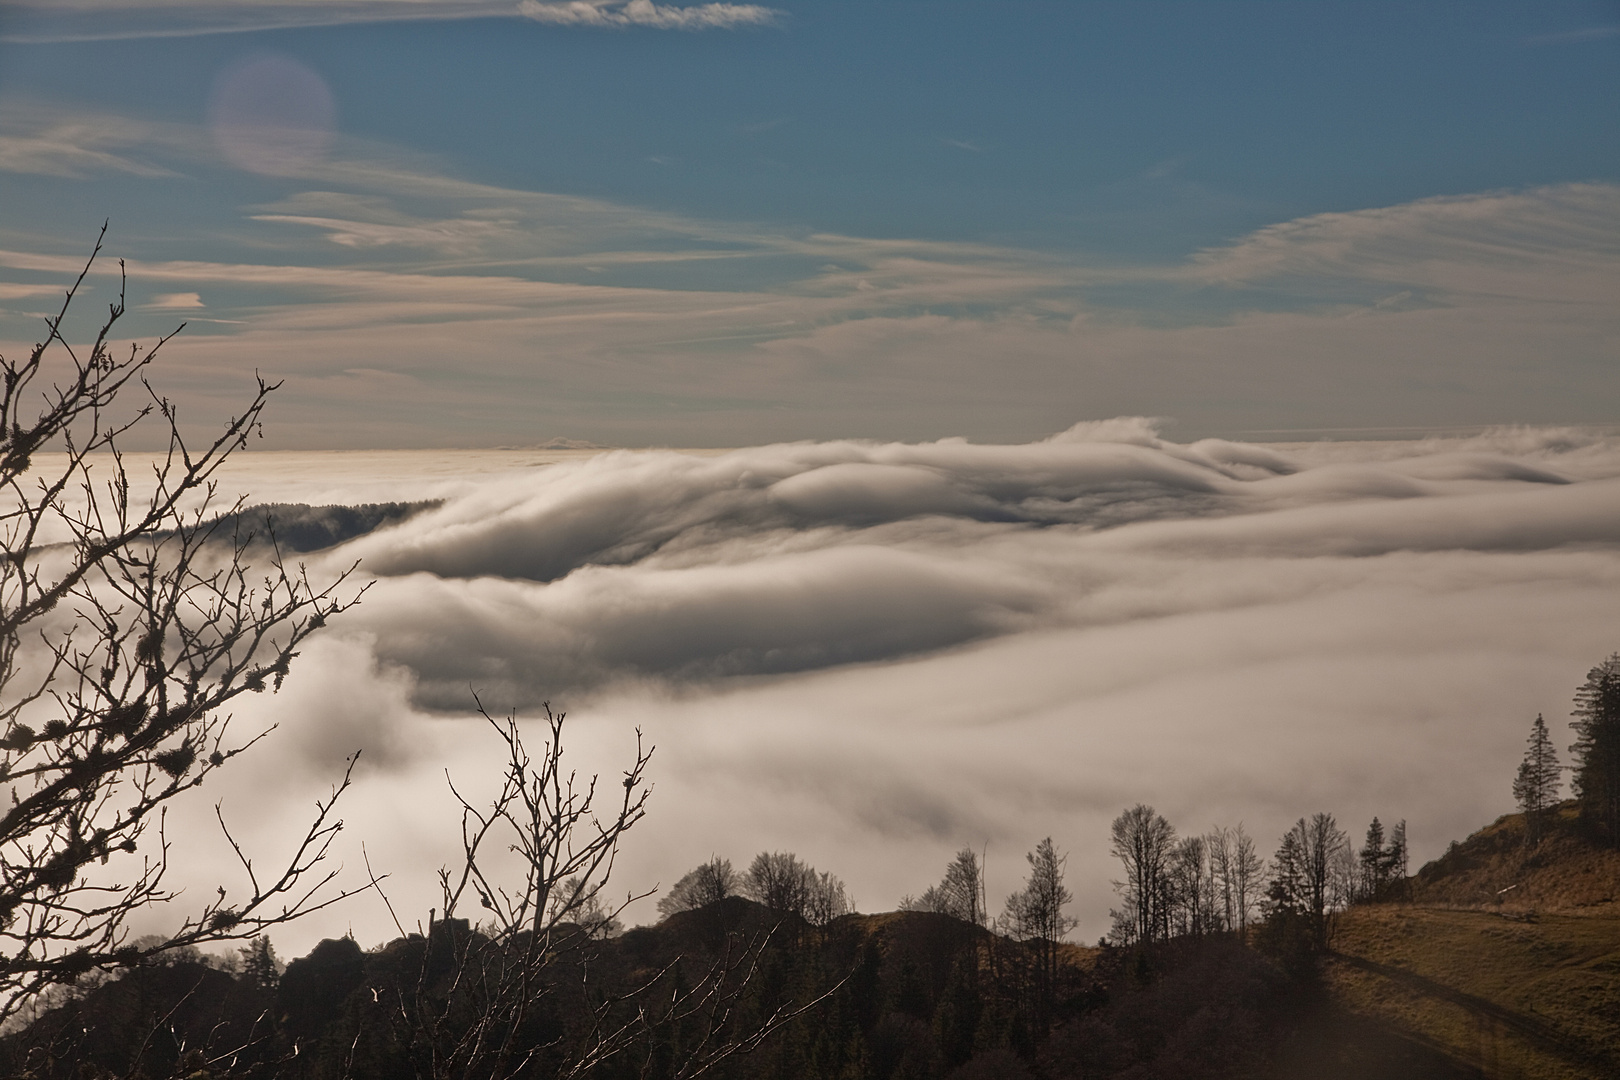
190, 501, 441, 554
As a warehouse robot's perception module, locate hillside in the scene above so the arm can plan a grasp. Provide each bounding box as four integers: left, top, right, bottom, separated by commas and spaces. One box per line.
9, 811, 1620, 1079
1408, 802, 1620, 913
1325, 805, 1620, 1080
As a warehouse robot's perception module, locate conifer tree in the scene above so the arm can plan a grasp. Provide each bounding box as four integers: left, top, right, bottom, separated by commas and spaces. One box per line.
1265, 815, 1348, 949
239, 935, 280, 991
1358, 818, 1386, 901
1513, 713, 1561, 845
1571, 654, 1620, 846
1384, 820, 1409, 901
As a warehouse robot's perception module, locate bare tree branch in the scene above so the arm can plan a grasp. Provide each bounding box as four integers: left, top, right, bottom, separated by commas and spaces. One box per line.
0, 228, 363, 1021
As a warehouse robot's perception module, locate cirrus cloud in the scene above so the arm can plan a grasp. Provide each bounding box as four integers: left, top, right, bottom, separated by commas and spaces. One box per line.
517, 0, 781, 29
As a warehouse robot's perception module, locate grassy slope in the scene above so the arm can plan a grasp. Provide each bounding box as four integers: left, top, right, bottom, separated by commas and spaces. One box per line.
1324, 804, 1620, 1080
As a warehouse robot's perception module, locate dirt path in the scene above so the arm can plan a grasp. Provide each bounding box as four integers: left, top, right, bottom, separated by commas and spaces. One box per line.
1331, 951, 1618, 1077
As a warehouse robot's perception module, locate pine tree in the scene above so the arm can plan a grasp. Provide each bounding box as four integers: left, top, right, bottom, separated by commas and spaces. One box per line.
1571, 654, 1620, 846
1513, 714, 1562, 845
1358, 818, 1386, 901
1265, 829, 1305, 920
239, 935, 281, 991
1383, 820, 1409, 901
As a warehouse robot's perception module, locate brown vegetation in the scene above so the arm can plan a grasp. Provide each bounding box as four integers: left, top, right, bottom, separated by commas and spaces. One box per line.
1324, 805, 1620, 1079
1409, 802, 1620, 914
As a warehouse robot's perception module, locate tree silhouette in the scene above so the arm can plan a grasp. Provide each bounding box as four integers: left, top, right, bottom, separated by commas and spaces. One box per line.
1108, 804, 1174, 946
658, 857, 738, 918
1513, 714, 1562, 846
1003, 837, 1076, 1037
741, 851, 851, 926
1358, 818, 1386, 901
904, 847, 987, 926
238, 935, 280, 992
0, 228, 362, 1020
1571, 654, 1620, 846
1265, 814, 1349, 951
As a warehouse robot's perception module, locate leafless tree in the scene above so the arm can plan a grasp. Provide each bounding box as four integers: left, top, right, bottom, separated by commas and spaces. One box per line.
740, 851, 850, 926
903, 847, 987, 926
1002, 837, 1076, 1036
1107, 804, 1174, 947
802, 869, 853, 927
1269, 813, 1350, 950
1167, 835, 1214, 939
1207, 827, 1239, 933
0, 228, 362, 1022
375, 701, 822, 1080
657, 857, 737, 918
1228, 824, 1263, 936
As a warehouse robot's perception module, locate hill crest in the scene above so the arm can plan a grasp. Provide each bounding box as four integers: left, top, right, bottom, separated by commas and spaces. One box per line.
1410, 801, 1620, 914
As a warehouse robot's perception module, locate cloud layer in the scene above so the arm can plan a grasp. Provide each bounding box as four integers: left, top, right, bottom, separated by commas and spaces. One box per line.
110, 423, 1620, 957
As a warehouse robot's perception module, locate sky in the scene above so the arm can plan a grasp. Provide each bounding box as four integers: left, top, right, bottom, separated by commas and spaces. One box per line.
0, 0, 1617, 446
3, 2, 1620, 958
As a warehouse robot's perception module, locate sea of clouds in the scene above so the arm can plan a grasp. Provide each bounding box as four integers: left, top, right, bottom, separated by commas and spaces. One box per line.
123, 419, 1620, 953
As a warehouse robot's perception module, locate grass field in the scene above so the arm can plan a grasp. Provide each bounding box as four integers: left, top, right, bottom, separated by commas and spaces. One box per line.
1321, 805, 1620, 1080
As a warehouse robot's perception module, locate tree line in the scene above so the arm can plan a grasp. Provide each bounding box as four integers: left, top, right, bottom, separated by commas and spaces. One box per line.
1513, 653, 1620, 847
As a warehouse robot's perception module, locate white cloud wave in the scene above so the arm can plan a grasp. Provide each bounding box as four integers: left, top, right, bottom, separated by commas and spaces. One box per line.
92, 424, 1620, 956
314, 425, 1619, 703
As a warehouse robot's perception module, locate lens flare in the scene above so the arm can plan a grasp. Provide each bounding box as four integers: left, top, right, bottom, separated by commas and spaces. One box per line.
208, 53, 336, 176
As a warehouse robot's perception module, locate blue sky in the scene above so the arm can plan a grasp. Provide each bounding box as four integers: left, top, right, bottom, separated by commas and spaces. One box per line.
0, 1, 1617, 447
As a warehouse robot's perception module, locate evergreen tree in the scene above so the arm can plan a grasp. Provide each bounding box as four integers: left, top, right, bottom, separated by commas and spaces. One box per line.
1513, 714, 1562, 845
239, 935, 281, 992
1386, 820, 1409, 897
1264, 816, 1347, 950
1357, 818, 1386, 901
1571, 654, 1620, 846
1265, 829, 1303, 917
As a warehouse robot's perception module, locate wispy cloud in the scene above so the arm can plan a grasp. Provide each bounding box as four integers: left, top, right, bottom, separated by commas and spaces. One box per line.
1183, 183, 1620, 302
0, 111, 181, 177
0, 283, 65, 300
147, 291, 205, 309
518, 0, 780, 29
1525, 25, 1620, 46
2, 99, 1617, 446
0, 0, 778, 43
